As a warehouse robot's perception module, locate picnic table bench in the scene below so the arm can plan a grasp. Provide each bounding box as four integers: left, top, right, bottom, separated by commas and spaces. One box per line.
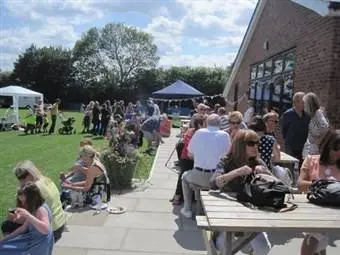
197, 190, 340, 255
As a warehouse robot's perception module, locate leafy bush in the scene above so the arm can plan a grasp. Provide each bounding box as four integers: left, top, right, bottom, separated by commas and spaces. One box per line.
101, 127, 137, 189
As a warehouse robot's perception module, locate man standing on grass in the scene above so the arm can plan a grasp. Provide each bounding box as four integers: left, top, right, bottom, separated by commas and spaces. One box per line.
49, 98, 61, 135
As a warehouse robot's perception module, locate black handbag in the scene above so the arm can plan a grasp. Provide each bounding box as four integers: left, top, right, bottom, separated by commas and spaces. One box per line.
237, 173, 296, 211
307, 179, 340, 206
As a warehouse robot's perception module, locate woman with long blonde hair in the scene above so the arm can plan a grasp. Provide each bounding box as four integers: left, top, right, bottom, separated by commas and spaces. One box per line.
12, 161, 66, 242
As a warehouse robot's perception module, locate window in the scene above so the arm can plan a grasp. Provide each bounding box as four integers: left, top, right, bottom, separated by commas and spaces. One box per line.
273, 58, 283, 74
251, 66, 257, 80
257, 63, 264, 78
264, 60, 272, 76
285, 52, 295, 71
249, 49, 296, 115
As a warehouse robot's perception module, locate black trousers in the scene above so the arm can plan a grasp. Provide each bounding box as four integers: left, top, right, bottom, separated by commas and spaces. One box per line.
174, 158, 194, 200
49, 115, 57, 134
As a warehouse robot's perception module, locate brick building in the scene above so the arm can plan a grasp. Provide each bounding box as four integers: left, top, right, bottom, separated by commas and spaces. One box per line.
224, 0, 340, 128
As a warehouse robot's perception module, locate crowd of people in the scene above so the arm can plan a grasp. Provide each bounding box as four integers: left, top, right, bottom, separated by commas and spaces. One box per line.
171, 91, 337, 255
0, 91, 338, 254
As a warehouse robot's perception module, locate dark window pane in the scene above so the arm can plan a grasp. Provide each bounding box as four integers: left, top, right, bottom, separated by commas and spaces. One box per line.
274, 59, 283, 74
257, 63, 264, 78
285, 52, 296, 71
251, 66, 257, 80
264, 60, 272, 76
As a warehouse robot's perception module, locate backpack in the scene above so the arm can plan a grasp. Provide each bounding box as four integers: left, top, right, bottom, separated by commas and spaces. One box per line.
307, 179, 340, 206
237, 173, 296, 211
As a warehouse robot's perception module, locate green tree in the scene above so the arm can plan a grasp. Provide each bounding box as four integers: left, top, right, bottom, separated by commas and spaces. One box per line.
71, 23, 159, 90
12, 45, 72, 101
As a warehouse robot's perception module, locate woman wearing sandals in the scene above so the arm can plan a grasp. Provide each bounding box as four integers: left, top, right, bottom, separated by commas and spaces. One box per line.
169, 115, 207, 205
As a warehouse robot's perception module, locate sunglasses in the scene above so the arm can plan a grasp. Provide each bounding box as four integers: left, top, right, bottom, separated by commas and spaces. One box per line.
230, 121, 241, 125
246, 140, 259, 147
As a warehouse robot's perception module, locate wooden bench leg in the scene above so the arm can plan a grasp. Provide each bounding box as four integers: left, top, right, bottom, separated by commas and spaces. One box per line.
201, 229, 218, 255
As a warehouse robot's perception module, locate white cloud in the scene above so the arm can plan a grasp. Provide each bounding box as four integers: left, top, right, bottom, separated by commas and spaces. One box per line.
0, 0, 255, 71
159, 52, 237, 68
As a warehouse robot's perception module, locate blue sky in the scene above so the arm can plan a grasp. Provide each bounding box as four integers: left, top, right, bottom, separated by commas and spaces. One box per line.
0, 0, 257, 71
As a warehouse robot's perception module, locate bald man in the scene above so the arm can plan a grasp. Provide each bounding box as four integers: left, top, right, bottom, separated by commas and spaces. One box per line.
180, 114, 231, 218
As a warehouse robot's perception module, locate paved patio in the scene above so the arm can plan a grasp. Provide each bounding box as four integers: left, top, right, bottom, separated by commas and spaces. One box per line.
54, 129, 340, 255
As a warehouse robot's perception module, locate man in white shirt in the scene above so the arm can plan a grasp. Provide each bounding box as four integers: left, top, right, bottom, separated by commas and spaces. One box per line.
180, 114, 231, 218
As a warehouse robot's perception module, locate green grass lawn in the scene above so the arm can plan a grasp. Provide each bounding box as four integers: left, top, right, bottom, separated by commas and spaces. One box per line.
0, 108, 155, 222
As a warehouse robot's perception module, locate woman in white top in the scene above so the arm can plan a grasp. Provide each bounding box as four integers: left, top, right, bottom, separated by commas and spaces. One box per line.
302, 93, 329, 158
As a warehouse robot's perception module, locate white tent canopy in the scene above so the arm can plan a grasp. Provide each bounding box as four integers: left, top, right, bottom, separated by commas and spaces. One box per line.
0, 85, 43, 123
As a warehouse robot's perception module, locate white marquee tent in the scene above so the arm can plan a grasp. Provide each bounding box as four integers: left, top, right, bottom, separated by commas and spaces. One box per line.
0, 86, 43, 123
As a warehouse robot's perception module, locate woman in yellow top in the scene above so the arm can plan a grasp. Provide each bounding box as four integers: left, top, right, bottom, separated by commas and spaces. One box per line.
13, 160, 66, 242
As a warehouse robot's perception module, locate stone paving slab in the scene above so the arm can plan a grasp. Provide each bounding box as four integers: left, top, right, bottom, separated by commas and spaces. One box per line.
119, 187, 173, 199
135, 198, 175, 213
55, 225, 127, 250
121, 229, 206, 254
53, 247, 88, 255
104, 211, 180, 230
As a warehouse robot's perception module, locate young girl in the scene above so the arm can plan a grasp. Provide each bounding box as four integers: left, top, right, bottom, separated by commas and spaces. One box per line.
0, 183, 54, 254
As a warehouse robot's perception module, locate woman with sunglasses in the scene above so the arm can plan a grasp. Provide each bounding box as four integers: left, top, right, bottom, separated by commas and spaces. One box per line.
12, 161, 66, 242
249, 115, 280, 169
298, 129, 340, 255
209, 129, 272, 254
225, 111, 247, 140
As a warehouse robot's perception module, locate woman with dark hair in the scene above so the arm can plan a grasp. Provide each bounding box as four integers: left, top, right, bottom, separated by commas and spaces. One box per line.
209, 129, 272, 254
298, 129, 340, 255
169, 115, 207, 205
12, 161, 66, 242
302, 92, 329, 158
249, 115, 280, 169
0, 183, 54, 254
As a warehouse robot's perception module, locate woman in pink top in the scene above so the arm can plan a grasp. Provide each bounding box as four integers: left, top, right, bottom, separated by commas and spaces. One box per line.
298, 129, 340, 255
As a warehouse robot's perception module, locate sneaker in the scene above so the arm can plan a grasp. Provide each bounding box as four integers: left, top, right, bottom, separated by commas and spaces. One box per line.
180, 207, 192, 218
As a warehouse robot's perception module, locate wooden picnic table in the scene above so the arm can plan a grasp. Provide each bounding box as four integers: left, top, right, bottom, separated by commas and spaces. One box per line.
197, 190, 340, 255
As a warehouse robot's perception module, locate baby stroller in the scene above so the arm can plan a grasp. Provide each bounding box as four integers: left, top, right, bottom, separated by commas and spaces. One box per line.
58, 113, 76, 135
0, 107, 17, 131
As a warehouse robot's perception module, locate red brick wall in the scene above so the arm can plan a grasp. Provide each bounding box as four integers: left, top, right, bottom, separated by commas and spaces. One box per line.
327, 18, 340, 128
226, 0, 340, 128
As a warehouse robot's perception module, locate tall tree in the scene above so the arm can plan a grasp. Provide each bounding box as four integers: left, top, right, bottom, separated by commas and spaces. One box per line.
71, 23, 159, 90
12, 44, 72, 101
